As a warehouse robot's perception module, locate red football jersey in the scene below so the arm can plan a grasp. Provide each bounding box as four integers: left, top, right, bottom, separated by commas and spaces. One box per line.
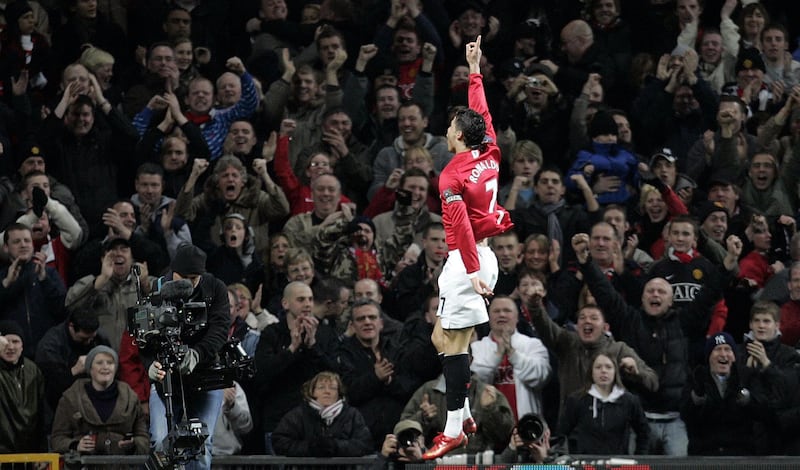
439, 73, 514, 274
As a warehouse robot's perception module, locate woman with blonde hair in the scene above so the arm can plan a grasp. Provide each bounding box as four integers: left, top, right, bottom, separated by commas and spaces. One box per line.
634, 181, 688, 259
272, 371, 372, 457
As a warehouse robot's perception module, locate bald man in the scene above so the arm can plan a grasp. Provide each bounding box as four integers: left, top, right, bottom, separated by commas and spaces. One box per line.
538, 19, 616, 102
573, 232, 741, 456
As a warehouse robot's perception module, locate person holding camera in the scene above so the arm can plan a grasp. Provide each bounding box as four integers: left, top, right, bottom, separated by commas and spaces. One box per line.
401, 362, 514, 455
147, 243, 230, 470
497, 413, 567, 464
371, 419, 427, 469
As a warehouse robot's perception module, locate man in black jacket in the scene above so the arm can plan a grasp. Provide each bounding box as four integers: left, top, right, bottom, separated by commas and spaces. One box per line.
336, 298, 421, 448
147, 243, 229, 470
681, 331, 785, 456
34, 308, 111, 419
573, 230, 740, 455
253, 281, 326, 454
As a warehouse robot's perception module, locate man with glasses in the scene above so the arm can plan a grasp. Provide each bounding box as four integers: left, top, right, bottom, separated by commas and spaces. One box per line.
336, 298, 421, 449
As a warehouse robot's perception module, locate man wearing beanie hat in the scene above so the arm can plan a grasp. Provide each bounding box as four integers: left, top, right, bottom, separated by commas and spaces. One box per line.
50, 343, 150, 455
0, 140, 90, 247
682, 328, 782, 455
3, 0, 50, 89
316, 203, 415, 286
0, 319, 46, 453
147, 243, 229, 469
566, 110, 639, 205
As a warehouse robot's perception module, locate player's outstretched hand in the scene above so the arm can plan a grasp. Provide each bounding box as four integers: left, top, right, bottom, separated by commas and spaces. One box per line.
466, 35, 482, 69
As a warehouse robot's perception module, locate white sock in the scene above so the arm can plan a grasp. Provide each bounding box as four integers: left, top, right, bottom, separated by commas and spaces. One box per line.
444, 409, 463, 437
462, 396, 473, 420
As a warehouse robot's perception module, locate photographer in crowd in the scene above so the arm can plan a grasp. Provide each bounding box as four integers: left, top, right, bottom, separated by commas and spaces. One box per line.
146, 243, 229, 470
497, 413, 567, 464
371, 419, 427, 469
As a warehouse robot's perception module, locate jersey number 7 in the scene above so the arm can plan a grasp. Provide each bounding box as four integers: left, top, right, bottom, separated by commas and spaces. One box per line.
486, 178, 505, 224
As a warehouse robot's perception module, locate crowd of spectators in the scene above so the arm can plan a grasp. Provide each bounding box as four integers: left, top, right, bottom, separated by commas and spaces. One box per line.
1, 0, 800, 466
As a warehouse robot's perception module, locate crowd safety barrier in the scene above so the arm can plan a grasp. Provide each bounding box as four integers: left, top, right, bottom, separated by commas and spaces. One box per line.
2, 453, 799, 469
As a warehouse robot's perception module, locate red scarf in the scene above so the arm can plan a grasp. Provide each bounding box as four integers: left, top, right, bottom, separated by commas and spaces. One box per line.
354, 248, 384, 287
185, 112, 211, 126
668, 247, 698, 264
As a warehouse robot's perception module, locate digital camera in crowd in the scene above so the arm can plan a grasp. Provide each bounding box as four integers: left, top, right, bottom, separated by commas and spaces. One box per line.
517, 413, 546, 444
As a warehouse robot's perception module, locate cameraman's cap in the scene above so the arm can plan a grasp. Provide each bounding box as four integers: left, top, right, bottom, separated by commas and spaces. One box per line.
103, 237, 131, 252
524, 62, 554, 82
393, 419, 423, 436
696, 200, 729, 223
736, 47, 766, 74
705, 331, 736, 360
85, 345, 118, 375
648, 148, 676, 168
172, 243, 207, 276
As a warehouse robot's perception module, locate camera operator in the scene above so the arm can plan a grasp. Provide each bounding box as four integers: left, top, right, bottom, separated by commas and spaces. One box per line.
497, 413, 566, 464
147, 243, 229, 470
371, 419, 427, 470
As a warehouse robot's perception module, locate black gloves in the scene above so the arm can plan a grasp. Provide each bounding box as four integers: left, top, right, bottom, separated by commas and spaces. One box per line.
32, 187, 47, 217
396, 188, 412, 207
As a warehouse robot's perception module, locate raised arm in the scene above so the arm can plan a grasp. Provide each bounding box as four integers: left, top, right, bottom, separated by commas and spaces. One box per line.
466, 36, 494, 142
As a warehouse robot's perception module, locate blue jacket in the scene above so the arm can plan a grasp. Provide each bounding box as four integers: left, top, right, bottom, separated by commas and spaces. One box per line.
567, 142, 639, 205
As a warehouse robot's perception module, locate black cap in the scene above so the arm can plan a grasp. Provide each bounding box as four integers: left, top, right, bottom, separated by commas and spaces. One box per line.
0, 320, 24, 340
708, 171, 736, 187
513, 19, 539, 40
588, 110, 618, 138
347, 215, 376, 235
736, 47, 766, 74
696, 200, 729, 223
524, 63, 554, 82
497, 58, 524, 80
171, 243, 207, 276
366, 53, 399, 80
452, 1, 485, 18
103, 237, 131, 252
4, 1, 33, 34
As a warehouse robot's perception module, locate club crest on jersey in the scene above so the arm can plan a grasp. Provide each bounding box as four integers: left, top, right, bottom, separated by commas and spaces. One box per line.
442, 189, 462, 204
468, 159, 499, 183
